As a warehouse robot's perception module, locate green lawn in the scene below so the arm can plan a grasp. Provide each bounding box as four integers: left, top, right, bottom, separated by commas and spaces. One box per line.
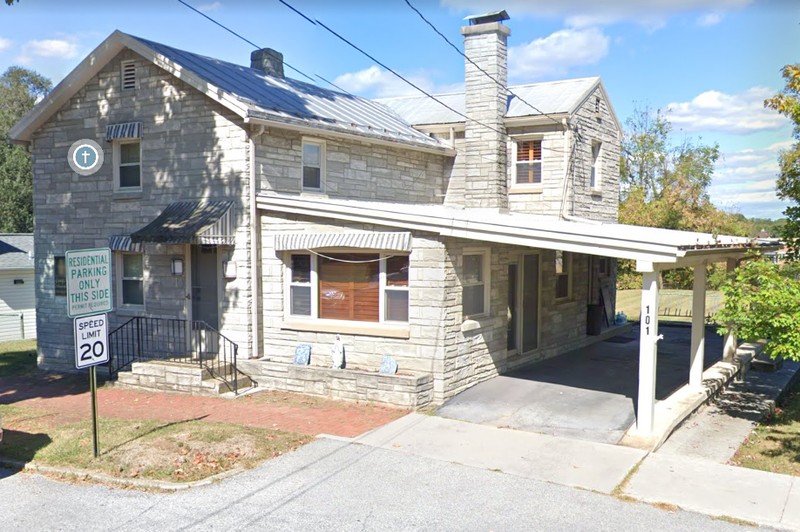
731, 386, 800, 477
616, 289, 724, 323
0, 339, 37, 377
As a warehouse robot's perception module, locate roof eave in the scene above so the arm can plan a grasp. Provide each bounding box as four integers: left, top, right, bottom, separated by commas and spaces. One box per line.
9, 31, 251, 144
244, 113, 455, 157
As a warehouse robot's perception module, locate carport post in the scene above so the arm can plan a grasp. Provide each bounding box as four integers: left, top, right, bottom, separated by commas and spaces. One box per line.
636, 270, 660, 435
722, 258, 738, 362
689, 264, 706, 389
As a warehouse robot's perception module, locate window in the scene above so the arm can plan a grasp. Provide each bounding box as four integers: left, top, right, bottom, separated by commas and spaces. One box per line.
114, 140, 141, 190
287, 253, 409, 323
54, 256, 66, 296
555, 251, 572, 300
590, 142, 602, 190
463, 251, 489, 317
119, 253, 144, 307
121, 60, 136, 91
515, 140, 542, 185
302, 139, 324, 191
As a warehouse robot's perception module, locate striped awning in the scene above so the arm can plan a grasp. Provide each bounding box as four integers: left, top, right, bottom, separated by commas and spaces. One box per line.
105, 122, 142, 141
273, 232, 412, 252
130, 200, 235, 245
108, 235, 143, 252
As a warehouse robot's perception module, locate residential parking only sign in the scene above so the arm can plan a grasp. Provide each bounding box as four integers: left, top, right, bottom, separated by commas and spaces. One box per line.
66, 248, 113, 318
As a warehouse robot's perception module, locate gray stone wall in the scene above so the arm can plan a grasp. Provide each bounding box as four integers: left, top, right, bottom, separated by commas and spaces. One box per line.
255, 128, 449, 204
30, 49, 253, 371
569, 87, 621, 222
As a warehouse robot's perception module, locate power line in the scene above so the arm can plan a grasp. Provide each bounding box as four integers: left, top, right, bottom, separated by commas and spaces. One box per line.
277, 0, 513, 140
403, 0, 565, 129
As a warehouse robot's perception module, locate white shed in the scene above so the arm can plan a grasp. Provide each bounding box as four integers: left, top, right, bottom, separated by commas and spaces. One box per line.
0, 234, 36, 341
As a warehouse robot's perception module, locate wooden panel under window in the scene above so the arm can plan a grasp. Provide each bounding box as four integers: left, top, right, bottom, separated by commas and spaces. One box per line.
319, 254, 379, 322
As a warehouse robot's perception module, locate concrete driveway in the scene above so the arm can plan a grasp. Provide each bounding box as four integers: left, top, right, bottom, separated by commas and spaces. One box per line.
437, 325, 724, 444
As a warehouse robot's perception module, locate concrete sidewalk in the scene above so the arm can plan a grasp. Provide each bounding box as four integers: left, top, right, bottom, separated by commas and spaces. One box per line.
354, 360, 800, 529
355, 413, 647, 494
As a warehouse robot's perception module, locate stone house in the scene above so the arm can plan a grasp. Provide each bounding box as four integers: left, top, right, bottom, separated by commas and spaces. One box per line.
11, 12, 755, 434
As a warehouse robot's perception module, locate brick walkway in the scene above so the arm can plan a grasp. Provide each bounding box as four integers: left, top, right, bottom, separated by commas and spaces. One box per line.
0, 372, 406, 438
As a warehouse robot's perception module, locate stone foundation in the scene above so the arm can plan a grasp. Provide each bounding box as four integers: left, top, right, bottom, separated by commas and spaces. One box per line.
238, 359, 433, 408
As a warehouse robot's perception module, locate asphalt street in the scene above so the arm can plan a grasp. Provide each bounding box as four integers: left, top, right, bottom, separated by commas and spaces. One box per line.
1, 438, 765, 531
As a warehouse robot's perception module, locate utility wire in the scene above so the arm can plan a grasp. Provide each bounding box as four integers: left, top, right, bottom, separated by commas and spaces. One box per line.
403, 0, 566, 129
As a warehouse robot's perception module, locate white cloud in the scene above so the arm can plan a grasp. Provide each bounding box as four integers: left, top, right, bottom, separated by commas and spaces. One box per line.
197, 2, 222, 12
0, 37, 12, 52
696, 12, 723, 26
23, 39, 79, 59
334, 65, 450, 98
666, 87, 789, 135
508, 27, 609, 81
710, 141, 790, 217
441, 0, 752, 28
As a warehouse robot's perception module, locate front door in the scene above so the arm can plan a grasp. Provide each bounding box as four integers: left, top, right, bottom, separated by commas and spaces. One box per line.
521, 254, 540, 353
507, 263, 518, 352
191, 245, 219, 329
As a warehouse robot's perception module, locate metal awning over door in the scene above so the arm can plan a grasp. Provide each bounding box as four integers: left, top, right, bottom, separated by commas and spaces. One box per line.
130, 200, 235, 245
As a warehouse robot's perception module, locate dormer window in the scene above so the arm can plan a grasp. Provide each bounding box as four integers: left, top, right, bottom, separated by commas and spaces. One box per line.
513, 139, 542, 186
121, 60, 136, 91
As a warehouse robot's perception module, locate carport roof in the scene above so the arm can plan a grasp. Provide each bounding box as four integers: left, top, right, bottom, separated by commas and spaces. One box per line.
257, 194, 763, 268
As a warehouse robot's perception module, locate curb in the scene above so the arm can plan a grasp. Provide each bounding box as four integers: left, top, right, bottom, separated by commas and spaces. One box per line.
0, 458, 245, 491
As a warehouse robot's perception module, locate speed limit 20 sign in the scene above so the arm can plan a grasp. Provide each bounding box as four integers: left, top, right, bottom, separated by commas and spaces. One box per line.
74, 313, 109, 369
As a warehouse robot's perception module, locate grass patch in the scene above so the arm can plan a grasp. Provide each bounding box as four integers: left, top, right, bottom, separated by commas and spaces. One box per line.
731, 387, 800, 477
0, 404, 309, 483
0, 339, 37, 377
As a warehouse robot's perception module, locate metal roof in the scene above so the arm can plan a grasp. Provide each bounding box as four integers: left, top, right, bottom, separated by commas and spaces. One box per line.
130, 200, 235, 245
132, 35, 444, 149
376, 77, 602, 126
256, 194, 758, 267
0, 234, 34, 270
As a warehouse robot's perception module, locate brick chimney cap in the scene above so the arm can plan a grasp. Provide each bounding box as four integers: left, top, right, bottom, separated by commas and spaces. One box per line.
464, 10, 509, 25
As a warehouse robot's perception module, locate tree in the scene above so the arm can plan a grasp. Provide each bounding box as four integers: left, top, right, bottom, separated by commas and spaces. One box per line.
715, 256, 800, 361
0, 66, 51, 233
765, 64, 800, 260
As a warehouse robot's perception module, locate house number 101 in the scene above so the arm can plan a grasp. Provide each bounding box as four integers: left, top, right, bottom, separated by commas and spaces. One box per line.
644, 305, 652, 335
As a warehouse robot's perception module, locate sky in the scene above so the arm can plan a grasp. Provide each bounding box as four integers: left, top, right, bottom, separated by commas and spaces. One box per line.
1, 0, 798, 219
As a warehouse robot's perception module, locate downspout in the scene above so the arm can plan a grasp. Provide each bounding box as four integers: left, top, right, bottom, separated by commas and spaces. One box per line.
248, 125, 266, 358
560, 118, 601, 225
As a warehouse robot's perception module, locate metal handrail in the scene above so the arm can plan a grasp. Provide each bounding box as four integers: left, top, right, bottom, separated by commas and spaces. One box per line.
108, 317, 240, 394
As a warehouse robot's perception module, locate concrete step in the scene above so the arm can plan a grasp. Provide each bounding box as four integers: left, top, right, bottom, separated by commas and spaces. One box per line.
114, 359, 252, 396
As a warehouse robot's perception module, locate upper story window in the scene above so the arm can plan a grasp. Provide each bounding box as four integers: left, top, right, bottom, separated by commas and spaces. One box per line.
302, 139, 325, 192
514, 139, 542, 186
555, 251, 572, 300
114, 140, 141, 190
463, 250, 490, 318
590, 141, 602, 191
287, 252, 409, 323
121, 60, 136, 91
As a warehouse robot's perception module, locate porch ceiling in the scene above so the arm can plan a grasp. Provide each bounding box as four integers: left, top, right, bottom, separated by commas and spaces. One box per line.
257, 194, 765, 265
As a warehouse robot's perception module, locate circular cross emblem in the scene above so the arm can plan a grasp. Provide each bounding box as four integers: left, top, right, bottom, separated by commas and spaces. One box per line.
68, 139, 104, 176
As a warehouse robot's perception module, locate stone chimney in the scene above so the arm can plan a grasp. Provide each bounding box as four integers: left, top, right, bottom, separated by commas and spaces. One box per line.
461, 10, 510, 209
250, 48, 284, 78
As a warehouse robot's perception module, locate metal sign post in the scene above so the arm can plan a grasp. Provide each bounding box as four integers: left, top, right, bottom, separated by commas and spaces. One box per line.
74, 313, 109, 458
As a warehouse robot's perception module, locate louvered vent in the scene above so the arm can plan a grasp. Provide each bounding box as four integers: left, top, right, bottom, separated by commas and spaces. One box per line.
121, 61, 136, 90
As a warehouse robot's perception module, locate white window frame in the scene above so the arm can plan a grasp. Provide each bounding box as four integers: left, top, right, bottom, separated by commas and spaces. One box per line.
462, 248, 490, 318
555, 250, 572, 301
121, 60, 137, 91
510, 136, 543, 192
590, 141, 602, 192
284, 251, 409, 324
116, 252, 145, 310
301, 138, 326, 192
113, 140, 142, 191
